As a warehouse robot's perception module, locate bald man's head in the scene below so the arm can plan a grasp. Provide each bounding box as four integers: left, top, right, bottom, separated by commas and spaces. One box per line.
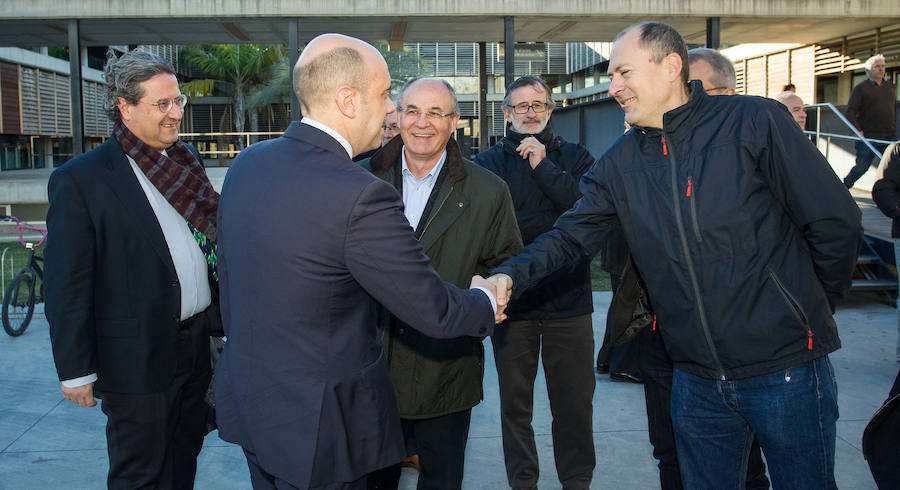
776, 91, 807, 128
292, 34, 383, 113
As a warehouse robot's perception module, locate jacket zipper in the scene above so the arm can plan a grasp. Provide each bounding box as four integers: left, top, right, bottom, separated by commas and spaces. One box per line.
768, 269, 814, 350
418, 184, 454, 238
687, 176, 702, 242
663, 134, 727, 380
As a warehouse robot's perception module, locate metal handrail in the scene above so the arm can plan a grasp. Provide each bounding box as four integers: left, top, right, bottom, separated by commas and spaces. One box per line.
1, 246, 11, 293
805, 102, 892, 160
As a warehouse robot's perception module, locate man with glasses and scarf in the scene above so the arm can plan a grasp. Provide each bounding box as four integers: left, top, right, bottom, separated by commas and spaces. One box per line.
45, 49, 220, 489
476, 76, 596, 490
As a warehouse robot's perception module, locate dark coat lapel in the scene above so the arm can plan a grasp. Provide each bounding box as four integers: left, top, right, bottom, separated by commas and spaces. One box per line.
101, 137, 177, 275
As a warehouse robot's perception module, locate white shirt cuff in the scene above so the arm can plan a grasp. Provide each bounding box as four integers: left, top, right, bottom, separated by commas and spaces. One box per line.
61, 373, 97, 388
473, 286, 498, 314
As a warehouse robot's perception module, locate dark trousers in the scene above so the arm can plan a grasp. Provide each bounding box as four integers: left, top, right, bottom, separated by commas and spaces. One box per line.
366, 409, 472, 490
844, 140, 890, 188
245, 448, 367, 490
492, 314, 595, 489
99, 314, 211, 490
638, 325, 769, 490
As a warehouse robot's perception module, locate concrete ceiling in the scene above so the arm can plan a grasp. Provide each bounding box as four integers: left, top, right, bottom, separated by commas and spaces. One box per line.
1, 0, 898, 47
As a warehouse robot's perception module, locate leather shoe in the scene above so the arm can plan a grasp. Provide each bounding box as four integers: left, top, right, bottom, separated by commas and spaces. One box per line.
596, 362, 609, 374
402, 454, 420, 471
610, 371, 642, 384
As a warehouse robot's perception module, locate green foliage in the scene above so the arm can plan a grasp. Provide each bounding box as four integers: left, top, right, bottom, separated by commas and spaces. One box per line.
374, 43, 432, 92
590, 256, 612, 291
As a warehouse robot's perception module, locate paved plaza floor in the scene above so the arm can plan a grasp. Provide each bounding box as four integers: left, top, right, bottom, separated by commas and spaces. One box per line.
1, 291, 895, 489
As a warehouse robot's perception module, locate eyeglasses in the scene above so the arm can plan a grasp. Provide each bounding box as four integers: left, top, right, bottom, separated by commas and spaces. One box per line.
140, 94, 188, 114
506, 102, 551, 114
703, 87, 729, 95
383, 123, 400, 132
400, 107, 455, 121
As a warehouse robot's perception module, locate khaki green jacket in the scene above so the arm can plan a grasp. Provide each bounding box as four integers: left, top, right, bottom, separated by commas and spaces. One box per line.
360, 136, 523, 418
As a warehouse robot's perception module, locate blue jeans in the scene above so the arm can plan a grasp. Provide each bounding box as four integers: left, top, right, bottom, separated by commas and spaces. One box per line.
844, 140, 889, 188
671, 356, 838, 490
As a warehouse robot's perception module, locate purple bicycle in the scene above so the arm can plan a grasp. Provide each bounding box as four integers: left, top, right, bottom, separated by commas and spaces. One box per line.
1, 215, 47, 336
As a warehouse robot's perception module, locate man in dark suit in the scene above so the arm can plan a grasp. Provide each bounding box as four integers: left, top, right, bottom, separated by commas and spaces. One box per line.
45, 49, 221, 489
214, 34, 503, 490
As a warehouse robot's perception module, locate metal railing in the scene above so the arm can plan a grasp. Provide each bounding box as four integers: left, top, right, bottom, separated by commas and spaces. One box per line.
805, 102, 895, 162
179, 131, 284, 159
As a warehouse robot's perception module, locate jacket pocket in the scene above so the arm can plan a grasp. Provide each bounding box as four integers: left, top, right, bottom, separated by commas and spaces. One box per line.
687, 176, 702, 243
95, 318, 139, 338
767, 269, 814, 350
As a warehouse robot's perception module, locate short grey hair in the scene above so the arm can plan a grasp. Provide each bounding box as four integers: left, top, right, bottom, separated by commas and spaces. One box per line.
293, 47, 367, 111
688, 47, 736, 90
865, 54, 886, 75
397, 77, 459, 115
103, 49, 176, 122
616, 22, 690, 86
503, 76, 554, 108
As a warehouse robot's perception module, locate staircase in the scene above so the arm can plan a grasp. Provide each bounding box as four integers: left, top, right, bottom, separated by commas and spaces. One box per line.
851, 233, 897, 303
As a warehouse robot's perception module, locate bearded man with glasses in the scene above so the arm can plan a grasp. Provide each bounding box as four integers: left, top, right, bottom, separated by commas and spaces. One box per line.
45, 49, 220, 489
475, 76, 597, 490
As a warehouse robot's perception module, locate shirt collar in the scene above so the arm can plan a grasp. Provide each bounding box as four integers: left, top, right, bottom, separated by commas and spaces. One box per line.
401, 148, 447, 182
301, 117, 353, 158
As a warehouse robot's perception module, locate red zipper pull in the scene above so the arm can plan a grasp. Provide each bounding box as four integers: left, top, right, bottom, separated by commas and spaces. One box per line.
686, 178, 692, 197
652, 315, 658, 331
661, 136, 668, 155
807, 330, 813, 350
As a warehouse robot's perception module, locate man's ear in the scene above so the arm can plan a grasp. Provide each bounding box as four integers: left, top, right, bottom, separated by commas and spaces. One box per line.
117, 97, 132, 122
664, 53, 684, 83
334, 85, 359, 118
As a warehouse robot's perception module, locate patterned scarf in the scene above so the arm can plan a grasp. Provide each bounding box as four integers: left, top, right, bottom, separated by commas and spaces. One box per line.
113, 121, 219, 243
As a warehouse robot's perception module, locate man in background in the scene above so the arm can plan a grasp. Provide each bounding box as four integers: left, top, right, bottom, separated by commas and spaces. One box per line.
844, 54, 896, 188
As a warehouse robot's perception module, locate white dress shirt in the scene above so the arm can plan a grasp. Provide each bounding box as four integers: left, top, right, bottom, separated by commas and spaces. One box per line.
401, 149, 447, 230
62, 152, 212, 389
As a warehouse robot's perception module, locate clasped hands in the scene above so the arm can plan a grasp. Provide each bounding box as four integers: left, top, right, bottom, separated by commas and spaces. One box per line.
470, 274, 513, 324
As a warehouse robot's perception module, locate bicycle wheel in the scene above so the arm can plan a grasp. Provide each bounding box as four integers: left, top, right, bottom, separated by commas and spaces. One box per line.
2, 269, 36, 337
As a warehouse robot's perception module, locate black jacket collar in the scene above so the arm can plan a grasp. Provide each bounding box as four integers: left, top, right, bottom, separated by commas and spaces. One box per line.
632, 80, 706, 137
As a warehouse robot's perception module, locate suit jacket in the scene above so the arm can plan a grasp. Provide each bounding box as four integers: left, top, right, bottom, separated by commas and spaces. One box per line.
361, 137, 522, 418
213, 122, 495, 489
45, 137, 218, 394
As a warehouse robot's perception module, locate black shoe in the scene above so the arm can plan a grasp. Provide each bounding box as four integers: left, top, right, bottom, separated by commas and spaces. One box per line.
596, 362, 609, 374
610, 371, 642, 384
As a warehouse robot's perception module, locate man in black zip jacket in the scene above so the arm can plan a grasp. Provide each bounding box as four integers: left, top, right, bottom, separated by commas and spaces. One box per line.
475, 76, 596, 490
488, 22, 862, 489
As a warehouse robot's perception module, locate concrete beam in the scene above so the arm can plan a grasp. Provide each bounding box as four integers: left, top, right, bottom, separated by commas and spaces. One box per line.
68, 19, 84, 158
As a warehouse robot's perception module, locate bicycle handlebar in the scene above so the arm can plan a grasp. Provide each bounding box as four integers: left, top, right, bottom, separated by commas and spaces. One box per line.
2, 214, 48, 248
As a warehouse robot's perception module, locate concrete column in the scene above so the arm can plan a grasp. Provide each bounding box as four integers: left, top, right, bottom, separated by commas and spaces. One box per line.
68, 19, 84, 157
504, 16, 515, 89
289, 18, 300, 121
706, 17, 720, 49
478, 42, 489, 152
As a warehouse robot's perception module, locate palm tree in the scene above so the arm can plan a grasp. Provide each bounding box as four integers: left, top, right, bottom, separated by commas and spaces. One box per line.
179, 44, 283, 148
245, 42, 430, 117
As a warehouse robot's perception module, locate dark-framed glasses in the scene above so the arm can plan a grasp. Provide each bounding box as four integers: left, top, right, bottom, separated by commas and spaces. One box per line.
401, 106, 455, 121
507, 102, 551, 114
141, 94, 188, 113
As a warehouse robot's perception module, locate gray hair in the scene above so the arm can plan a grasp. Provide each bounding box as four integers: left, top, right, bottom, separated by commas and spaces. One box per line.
688, 47, 736, 90
503, 75, 554, 108
397, 77, 459, 115
616, 22, 690, 86
293, 47, 367, 111
103, 49, 176, 122
865, 54, 886, 75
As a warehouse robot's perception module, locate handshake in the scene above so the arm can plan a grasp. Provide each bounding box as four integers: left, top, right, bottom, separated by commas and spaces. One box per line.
471, 274, 513, 324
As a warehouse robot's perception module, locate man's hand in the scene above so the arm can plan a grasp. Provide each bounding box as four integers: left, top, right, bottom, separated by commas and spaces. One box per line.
517, 136, 547, 169
61, 382, 97, 407
471, 275, 508, 324
486, 273, 513, 311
